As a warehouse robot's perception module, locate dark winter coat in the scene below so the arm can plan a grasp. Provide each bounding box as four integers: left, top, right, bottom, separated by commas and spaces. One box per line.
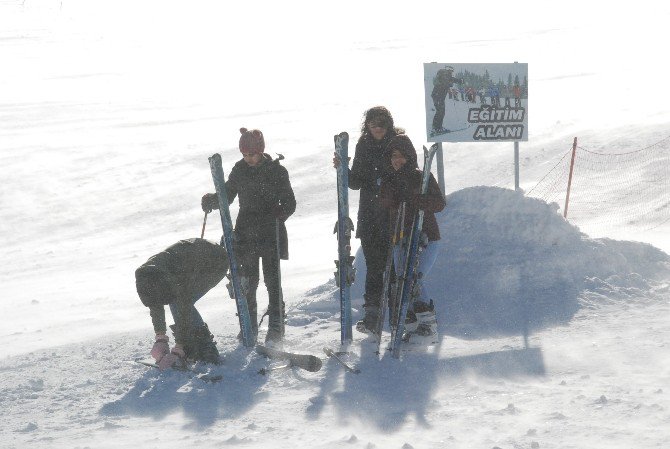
432, 69, 463, 99
349, 130, 400, 238
135, 238, 229, 338
380, 169, 446, 242
226, 154, 296, 259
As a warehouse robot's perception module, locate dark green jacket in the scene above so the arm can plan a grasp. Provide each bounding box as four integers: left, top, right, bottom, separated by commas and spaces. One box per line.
135, 238, 229, 340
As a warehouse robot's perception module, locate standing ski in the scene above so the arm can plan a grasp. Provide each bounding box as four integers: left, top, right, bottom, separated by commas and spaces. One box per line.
373, 202, 404, 354
333, 132, 355, 345
389, 144, 439, 358
208, 153, 256, 348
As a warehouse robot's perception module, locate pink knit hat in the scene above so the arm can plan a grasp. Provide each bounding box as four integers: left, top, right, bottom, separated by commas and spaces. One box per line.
239, 128, 265, 154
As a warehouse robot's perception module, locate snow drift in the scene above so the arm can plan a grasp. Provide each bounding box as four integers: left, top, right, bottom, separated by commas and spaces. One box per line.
296, 186, 670, 339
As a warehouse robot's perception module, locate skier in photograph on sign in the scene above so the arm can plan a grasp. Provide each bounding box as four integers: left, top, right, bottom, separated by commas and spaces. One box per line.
380, 135, 445, 343
431, 65, 464, 136
202, 128, 296, 344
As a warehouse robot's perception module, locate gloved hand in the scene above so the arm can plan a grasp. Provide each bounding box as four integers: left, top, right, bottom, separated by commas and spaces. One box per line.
332, 152, 341, 169
201, 193, 219, 213
157, 346, 186, 371
150, 335, 169, 362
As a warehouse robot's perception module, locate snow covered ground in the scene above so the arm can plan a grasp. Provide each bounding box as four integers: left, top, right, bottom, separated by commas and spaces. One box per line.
1, 1, 669, 448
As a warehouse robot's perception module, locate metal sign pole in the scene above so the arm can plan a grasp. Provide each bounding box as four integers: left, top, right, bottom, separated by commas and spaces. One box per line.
514, 141, 520, 191
436, 142, 446, 196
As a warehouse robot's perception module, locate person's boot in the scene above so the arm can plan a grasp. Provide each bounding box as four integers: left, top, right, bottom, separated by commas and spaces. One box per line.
356, 303, 380, 335
191, 323, 221, 365
265, 301, 285, 346
403, 300, 438, 344
403, 309, 419, 332
169, 324, 197, 360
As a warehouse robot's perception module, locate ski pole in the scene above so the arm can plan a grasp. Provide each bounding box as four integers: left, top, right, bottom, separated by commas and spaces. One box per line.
276, 219, 284, 334
200, 211, 208, 238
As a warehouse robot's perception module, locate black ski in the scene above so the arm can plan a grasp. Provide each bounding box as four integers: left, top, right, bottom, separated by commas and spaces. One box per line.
256, 345, 322, 372
323, 348, 361, 374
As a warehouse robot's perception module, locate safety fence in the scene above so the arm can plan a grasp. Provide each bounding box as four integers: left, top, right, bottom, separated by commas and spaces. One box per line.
526, 134, 670, 232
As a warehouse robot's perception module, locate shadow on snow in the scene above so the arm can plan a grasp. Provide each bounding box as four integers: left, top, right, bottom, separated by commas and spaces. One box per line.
99, 345, 268, 428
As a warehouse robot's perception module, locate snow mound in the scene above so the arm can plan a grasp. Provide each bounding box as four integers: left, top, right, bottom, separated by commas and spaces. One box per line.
296, 186, 670, 340
431, 186, 670, 338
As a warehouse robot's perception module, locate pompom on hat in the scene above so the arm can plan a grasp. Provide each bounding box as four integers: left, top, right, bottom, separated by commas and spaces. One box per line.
239, 128, 265, 154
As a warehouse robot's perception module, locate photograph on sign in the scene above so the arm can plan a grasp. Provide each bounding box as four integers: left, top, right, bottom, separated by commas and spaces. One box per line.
424, 63, 528, 143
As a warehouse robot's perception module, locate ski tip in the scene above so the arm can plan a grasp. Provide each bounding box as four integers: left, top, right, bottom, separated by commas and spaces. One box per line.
135, 359, 159, 369
334, 131, 349, 143
308, 358, 323, 372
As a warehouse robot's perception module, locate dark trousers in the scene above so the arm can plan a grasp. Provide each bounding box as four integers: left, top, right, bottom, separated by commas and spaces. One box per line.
360, 230, 390, 310
239, 251, 282, 326
432, 94, 446, 130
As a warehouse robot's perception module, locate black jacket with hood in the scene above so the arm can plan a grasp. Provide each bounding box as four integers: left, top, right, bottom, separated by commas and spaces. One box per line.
225, 153, 296, 259
349, 129, 402, 238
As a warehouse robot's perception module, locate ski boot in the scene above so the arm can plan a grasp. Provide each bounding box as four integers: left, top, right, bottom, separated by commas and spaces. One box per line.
356, 304, 380, 335
402, 300, 438, 345
191, 324, 221, 365
264, 304, 285, 347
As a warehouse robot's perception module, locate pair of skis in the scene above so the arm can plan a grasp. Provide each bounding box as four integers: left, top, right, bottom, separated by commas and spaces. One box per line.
373, 201, 404, 354
322, 132, 359, 374
333, 132, 355, 345
209, 153, 256, 347
379, 144, 439, 358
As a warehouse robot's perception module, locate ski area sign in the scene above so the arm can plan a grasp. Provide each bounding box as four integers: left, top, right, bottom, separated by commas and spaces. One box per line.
424, 62, 528, 143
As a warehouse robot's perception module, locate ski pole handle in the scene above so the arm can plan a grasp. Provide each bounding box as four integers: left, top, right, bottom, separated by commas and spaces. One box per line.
201, 211, 208, 238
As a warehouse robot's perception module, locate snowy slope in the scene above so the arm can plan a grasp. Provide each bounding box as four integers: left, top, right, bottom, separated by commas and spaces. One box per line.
1, 1, 670, 448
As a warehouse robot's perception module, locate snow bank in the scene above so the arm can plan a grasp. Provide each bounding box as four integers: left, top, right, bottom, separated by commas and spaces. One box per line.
296, 186, 670, 339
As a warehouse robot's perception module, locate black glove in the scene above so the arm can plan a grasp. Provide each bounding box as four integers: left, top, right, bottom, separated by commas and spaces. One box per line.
201, 193, 219, 212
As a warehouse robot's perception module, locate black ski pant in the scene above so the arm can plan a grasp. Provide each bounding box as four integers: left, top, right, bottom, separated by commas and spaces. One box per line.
239, 250, 283, 331
360, 230, 390, 311
432, 93, 446, 130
